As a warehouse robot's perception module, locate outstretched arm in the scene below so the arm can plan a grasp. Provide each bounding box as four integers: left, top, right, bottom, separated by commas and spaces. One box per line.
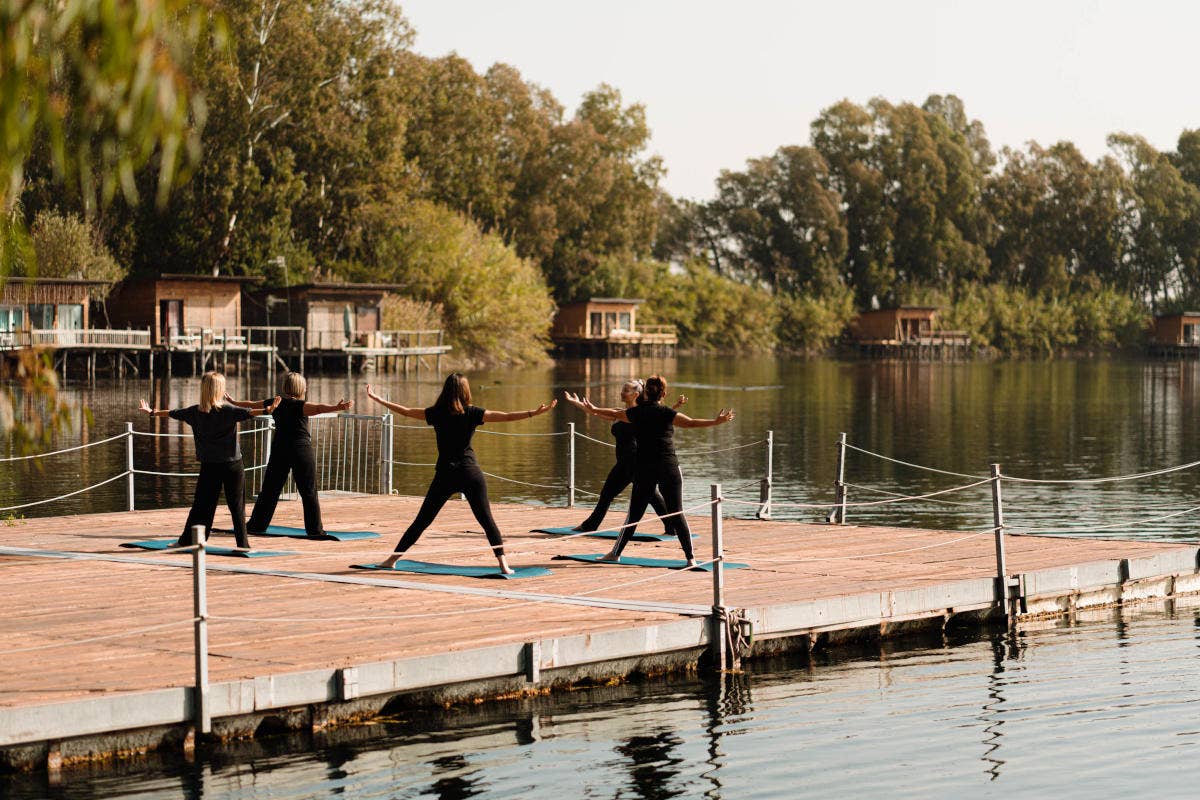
247, 396, 282, 417
223, 393, 260, 409
673, 408, 735, 428
483, 399, 558, 423
672, 394, 688, 410
364, 384, 425, 420
579, 396, 629, 423
304, 398, 353, 416
137, 398, 172, 419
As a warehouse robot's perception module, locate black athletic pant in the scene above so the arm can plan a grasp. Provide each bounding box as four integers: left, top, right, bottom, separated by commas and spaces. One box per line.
393, 465, 505, 557
577, 460, 668, 532
249, 446, 323, 536
180, 460, 249, 548
612, 463, 693, 560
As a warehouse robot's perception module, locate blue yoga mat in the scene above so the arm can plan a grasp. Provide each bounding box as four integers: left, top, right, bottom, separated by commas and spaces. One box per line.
532, 526, 696, 543
215, 525, 380, 542
120, 540, 294, 558
554, 553, 748, 571
351, 560, 551, 579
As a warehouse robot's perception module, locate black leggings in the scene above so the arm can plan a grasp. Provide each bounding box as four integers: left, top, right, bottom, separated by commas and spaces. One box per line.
249, 446, 323, 536
180, 460, 249, 548
577, 460, 668, 532
612, 463, 693, 560
393, 465, 505, 557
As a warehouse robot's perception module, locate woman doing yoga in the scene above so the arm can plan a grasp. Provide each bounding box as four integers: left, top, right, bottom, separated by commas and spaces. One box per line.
365, 374, 556, 575
225, 372, 352, 538
572, 375, 734, 566
563, 380, 687, 533
138, 372, 280, 549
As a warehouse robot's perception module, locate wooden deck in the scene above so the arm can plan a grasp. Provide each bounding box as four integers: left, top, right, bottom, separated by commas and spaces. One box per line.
1, 494, 1192, 715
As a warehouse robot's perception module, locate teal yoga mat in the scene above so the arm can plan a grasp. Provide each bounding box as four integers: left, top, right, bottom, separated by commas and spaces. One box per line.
532, 526, 696, 543
351, 560, 551, 579
120, 540, 294, 558
554, 553, 748, 571
215, 525, 380, 542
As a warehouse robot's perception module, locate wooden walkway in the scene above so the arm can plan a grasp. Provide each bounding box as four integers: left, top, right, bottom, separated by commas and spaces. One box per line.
1, 495, 1192, 714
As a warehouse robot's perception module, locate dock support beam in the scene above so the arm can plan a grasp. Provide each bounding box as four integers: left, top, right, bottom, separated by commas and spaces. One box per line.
381, 413, 394, 495
756, 430, 773, 519
832, 432, 848, 524
192, 531, 211, 735
125, 422, 135, 511
710, 483, 730, 670
566, 423, 576, 508
990, 463, 1011, 620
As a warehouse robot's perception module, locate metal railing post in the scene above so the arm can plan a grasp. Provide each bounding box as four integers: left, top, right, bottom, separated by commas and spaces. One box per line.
756, 430, 773, 519
832, 432, 848, 524
382, 413, 394, 495
192, 529, 211, 735
990, 463, 1010, 619
710, 482, 727, 670
125, 422, 135, 511
567, 422, 576, 508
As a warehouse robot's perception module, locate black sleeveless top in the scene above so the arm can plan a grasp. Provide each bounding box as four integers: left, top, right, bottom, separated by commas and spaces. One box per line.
625, 403, 679, 468
425, 404, 486, 469
266, 397, 311, 450
612, 421, 637, 465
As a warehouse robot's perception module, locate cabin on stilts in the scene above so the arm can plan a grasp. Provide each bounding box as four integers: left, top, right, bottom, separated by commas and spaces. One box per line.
1149, 312, 1200, 357
245, 283, 450, 375
847, 306, 970, 360
551, 298, 677, 357
0, 277, 152, 379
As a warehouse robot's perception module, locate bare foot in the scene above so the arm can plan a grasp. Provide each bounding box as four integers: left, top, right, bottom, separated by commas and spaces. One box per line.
571, 524, 598, 532
685, 558, 698, 568
379, 554, 402, 569
497, 556, 515, 575
598, 551, 621, 563
231, 546, 251, 553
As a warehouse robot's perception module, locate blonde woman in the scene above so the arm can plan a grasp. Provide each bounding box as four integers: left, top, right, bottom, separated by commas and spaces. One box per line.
225, 372, 352, 538
139, 372, 279, 549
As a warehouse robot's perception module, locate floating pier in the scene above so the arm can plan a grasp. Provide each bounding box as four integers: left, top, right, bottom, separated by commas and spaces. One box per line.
2, 494, 1197, 772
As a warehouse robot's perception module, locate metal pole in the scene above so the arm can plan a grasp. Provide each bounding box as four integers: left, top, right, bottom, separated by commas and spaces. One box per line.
833, 432, 848, 524
382, 413, 394, 495
990, 463, 1009, 618
125, 422, 135, 511
567, 422, 576, 508
192, 530, 211, 735
756, 430, 773, 520
710, 482, 727, 670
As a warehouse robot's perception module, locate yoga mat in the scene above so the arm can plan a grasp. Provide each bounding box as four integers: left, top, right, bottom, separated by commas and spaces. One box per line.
215, 525, 380, 542
120, 540, 294, 558
351, 560, 551, 579
532, 526, 696, 543
553, 553, 748, 571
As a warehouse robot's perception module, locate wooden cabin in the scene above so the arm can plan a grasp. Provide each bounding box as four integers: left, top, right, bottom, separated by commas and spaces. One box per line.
0, 277, 109, 335
551, 298, 677, 357
848, 306, 969, 360
1151, 313, 1200, 347
246, 283, 399, 351
107, 274, 262, 347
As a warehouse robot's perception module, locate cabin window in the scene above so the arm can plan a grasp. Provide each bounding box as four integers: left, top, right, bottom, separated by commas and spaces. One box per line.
160, 300, 183, 343
355, 305, 379, 332
605, 312, 617, 333
57, 304, 83, 330
0, 306, 23, 331
29, 304, 55, 329
618, 312, 632, 331
1186, 324, 1200, 345
590, 312, 602, 337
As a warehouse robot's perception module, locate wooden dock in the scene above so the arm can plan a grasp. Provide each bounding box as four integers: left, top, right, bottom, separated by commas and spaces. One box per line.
2, 494, 1198, 769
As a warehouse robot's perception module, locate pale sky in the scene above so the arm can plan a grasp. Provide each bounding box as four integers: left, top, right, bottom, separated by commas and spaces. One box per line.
401, 0, 1200, 200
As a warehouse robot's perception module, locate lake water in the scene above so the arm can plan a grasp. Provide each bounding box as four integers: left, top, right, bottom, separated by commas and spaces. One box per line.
4, 356, 1200, 797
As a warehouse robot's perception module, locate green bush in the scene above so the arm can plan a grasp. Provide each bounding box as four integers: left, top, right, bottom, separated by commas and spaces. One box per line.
777, 284, 856, 352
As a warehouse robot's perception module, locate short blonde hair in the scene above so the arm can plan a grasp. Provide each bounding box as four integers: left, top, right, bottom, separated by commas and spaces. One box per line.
200, 372, 226, 413
282, 372, 307, 400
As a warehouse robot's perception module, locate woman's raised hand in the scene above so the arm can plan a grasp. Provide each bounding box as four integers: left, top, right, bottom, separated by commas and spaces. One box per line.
338, 398, 354, 411
562, 390, 584, 408
532, 399, 558, 416
716, 408, 736, 424
364, 383, 380, 401
673, 394, 689, 409
267, 395, 282, 412
138, 398, 153, 415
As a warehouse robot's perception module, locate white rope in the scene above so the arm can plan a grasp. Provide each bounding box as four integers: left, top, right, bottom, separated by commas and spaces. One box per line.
475, 429, 567, 438
0, 471, 130, 512
677, 440, 766, 456
0, 617, 197, 654
723, 479, 990, 510
1002, 459, 1200, 485
480, 471, 563, 490
131, 430, 190, 438
391, 459, 437, 467
844, 443, 985, 480
750, 529, 996, 563
842, 481, 978, 508
0, 432, 128, 462
1009, 503, 1200, 535
575, 431, 616, 448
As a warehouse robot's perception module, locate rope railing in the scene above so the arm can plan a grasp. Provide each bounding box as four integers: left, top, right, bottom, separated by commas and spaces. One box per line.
723, 478, 990, 511
843, 442, 985, 480
0, 471, 130, 513
1007, 502, 1200, 536
841, 481, 979, 508
1000, 459, 1200, 485
0, 432, 128, 462
677, 439, 766, 456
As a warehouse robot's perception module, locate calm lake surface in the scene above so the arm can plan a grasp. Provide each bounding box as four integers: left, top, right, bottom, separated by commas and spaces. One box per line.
4, 356, 1200, 797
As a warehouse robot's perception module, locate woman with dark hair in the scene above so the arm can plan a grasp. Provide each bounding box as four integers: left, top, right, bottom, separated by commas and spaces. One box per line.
573, 374, 734, 566
563, 379, 687, 534
365, 374, 556, 574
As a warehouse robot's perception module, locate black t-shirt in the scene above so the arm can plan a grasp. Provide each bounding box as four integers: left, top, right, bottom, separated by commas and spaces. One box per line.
425, 404, 486, 469
169, 404, 253, 463
625, 403, 678, 467
263, 397, 311, 450
612, 420, 637, 465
